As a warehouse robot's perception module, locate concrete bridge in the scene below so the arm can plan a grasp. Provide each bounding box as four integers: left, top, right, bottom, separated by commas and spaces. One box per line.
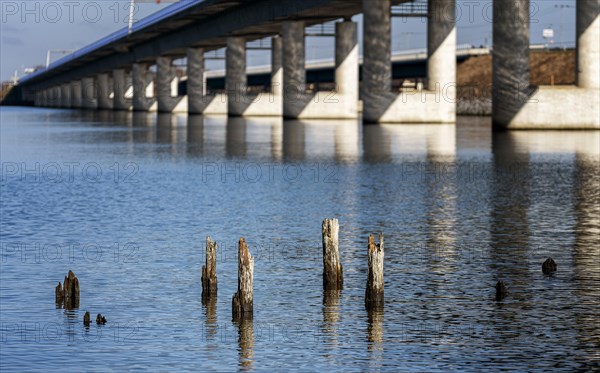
13, 0, 600, 129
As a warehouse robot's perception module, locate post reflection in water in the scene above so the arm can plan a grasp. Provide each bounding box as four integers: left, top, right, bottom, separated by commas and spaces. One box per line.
226, 117, 247, 158
366, 308, 384, 369
573, 151, 600, 363
321, 290, 341, 353
283, 120, 306, 161
187, 115, 204, 157
201, 296, 217, 343
235, 319, 254, 371
490, 132, 532, 304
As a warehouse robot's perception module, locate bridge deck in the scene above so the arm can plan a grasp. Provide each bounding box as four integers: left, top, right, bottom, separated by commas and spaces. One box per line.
20, 0, 410, 88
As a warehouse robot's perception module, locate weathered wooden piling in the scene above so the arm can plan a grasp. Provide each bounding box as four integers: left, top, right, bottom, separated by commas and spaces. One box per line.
202, 236, 218, 299
232, 238, 254, 321
55, 270, 80, 309
542, 257, 557, 274
322, 219, 343, 290
55, 282, 63, 305
96, 314, 107, 325
83, 312, 91, 326
365, 234, 384, 308
495, 280, 508, 301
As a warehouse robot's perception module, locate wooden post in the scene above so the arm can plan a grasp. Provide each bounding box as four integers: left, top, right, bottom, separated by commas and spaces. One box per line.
232, 238, 254, 321
322, 219, 343, 290
495, 280, 508, 301
202, 236, 218, 299
55, 282, 63, 306
57, 270, 79, 309
365, 233, 384, 308
542, 257, 557, 274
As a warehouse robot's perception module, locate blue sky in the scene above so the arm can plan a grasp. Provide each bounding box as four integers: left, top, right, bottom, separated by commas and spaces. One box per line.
1, 0, 577, 82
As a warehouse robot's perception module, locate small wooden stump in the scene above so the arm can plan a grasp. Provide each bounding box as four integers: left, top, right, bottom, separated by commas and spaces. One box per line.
542, 257, 557, 275
83, 312, 91, 326
202, 236, 218, 299
96, 314, 107, 325
55, 270, 80, 309
365, 234, 384, 309
322, 219, 343, 290
55, 282, 64, 306
495, 280, 508, 301
232, 238, 254, 321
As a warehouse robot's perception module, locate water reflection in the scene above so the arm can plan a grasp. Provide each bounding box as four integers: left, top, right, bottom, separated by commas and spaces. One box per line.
363, 124, 456, 163
226, 117, 247, 158
490, 132, 532, 301
187, 115, 204, 157
201, 296, 217, 342
235, 320, 254, 371
321, 290, 341, 351
573, 154, 600, 361
366, 308, 384, 370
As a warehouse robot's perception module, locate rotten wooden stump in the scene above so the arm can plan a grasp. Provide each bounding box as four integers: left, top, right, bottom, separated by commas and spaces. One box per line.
232, 238, 254, 321
495, 280, 508, 301
322, 219, 343, 290
202, 236, 218, 299
55, 270, 80, 309
365, 234, 384, 309
542, 257, 557, 275
83, 311, 91, 326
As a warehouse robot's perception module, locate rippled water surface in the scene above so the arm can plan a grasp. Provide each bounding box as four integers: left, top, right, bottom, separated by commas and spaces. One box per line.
1, 107, 599, 372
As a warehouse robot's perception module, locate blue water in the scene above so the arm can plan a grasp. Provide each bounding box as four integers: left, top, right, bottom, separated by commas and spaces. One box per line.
1, 107, 599, 371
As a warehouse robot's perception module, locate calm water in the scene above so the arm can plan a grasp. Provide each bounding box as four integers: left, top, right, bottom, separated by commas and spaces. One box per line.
0, 107, 599, 372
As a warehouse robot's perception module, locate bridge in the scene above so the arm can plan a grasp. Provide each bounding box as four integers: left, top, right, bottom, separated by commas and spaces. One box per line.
11, 0, 600, 129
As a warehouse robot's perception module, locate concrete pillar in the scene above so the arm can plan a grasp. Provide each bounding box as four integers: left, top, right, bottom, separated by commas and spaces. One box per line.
271, 36, 283, 96
492, 0, 530, 128
97, 73, 113, 110
428, 0, 456, 94
53, 87, 62, 107
577, 0, 600, 89
133, 63, 155, 111
157, 56, 178, 112
113, 69, 132, 110
227, 37, 247, 116
61, 83, 71, 108
282, 21, 306, 117
71, 81, 82, 108
362, 0, 392, 95
187, 48, 205, 114
335, 21, 359, 100
81, 77, 98, 109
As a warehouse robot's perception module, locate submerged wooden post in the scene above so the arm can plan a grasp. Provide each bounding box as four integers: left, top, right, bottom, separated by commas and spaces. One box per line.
365, 233, 384, 308
55, 282, 64, 305
322, 219, 343, 290
495, 280, 508, 301
232, 238, 254, 321
202, 236, 218, 298
542, 257, 557, 274
56, 270, 79, 309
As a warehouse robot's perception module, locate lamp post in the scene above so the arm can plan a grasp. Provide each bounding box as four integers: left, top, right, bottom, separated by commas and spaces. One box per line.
128, 0, 135, 34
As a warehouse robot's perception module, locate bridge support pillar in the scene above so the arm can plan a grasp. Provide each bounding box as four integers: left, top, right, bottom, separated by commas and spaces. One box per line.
113, 69, 132, 111
227, 37, 248, 116
71, 81, 82, 108
157, 56, 186, 113
97, 73, 113, 110
283, 20, 358, 119
362, 0, 455, 123
81, 77, 98, 109
225, 36, 283, 117
133, 63, 157, 112
577, 0, 600, 89
187, 48, 228, 115
492, 0, 599, 129
61, 83, 71, 108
